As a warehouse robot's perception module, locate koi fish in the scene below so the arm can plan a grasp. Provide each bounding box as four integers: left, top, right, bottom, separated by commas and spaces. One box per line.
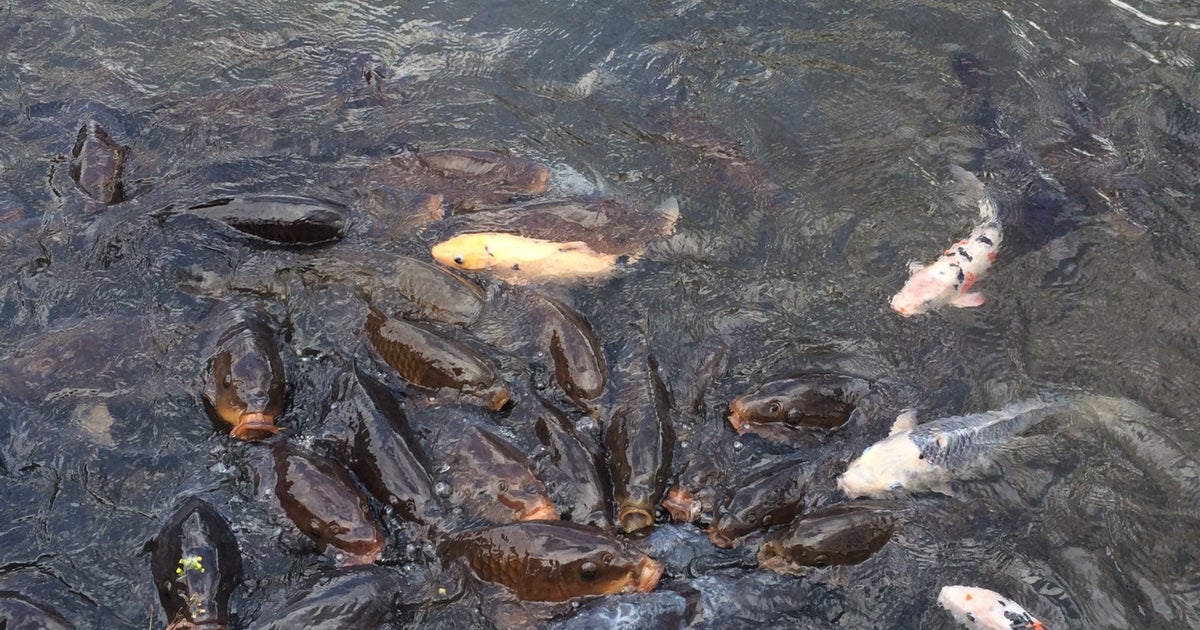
837, 397, 1065, 499
432, 232, 635, 283
938, 585, 1047, 630
890, 195, 1003, 317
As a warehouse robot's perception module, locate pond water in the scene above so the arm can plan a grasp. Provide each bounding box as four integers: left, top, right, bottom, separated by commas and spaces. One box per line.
3, 0, 1200, 628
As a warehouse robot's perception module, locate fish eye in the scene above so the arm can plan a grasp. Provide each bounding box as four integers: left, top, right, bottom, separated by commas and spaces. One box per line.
497, 480, 509, 492
746, 512, 757, 523
767, 401, 782, 414
888, 482, 902, 491
453, 255, 464, 265
579, 561, 598, 580
602, 552, 613, 565
222, 373, 233, 388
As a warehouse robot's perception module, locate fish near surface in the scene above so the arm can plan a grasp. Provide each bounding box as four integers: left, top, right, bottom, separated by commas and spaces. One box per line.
268, 439, 385, 565
327, 364, 447, 531
361, 148, 549, 213
709, 457, 816, 548
149, 498, 242, 630
837, 397, 1069, 499
441, 422, 559, 525
531, 395, 613, 531
252, 565, 404, 630
70, 120, 127, 204
431, 232, 634, 284
890, 194, 1003, 317
757, 501, 906, 572
0, 592, 76, 630
201, 307, 286, 440
938, 585, 1047, 630
728, 373, 873, 436
186, 195, 346, 246
440, 521, 664, 602
530, 292, 607, 407
603, 325, 675, 533
363, 306, 509, 410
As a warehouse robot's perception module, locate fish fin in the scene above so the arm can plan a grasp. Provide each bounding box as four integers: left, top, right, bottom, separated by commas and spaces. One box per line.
950, 292, 985, 308
889, 409, 918, 436
907, 261, 927, 273
557, 240, 592, 252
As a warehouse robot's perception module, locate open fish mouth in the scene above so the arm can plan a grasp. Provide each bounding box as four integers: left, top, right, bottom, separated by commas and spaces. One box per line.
520, 499, 560, 522
662, 485, 701, 523
634, 557, 665, 593
726, 409, 754, 435
708, 528, 735, 549
618, 507, 655, 533
230, 412, 279, 440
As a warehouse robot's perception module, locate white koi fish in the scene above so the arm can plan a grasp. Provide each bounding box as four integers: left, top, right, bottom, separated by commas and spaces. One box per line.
837, 397, 1065, 499
938, 585, 1047, 630
890, 195, 1003, 317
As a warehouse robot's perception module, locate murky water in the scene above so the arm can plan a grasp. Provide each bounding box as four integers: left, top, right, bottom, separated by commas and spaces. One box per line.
3, 0, 1200, 627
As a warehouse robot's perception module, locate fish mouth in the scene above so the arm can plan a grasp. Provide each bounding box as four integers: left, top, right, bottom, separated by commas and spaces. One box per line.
726, 406, 753, 436
633, 556, 665, 593
889, 298, 912, 317
230, 413, 279, 440
484, 385, 513, 411
756, 548, 793, 574
662, 485, 701, 523
520, 499, 560, 522
618, 507, 655, 534
708, 528, 735, 549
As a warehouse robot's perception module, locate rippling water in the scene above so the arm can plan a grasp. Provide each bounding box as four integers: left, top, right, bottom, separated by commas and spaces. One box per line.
4, 0, 1200, 627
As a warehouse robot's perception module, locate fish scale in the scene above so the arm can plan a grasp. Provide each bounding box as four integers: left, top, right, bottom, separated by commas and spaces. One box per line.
909, 398, 1066, 470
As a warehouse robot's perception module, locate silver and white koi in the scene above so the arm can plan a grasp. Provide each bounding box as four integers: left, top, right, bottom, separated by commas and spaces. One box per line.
836, 397, 1066, 499
938, 585, 1047, 630
890, 195, 1003, 317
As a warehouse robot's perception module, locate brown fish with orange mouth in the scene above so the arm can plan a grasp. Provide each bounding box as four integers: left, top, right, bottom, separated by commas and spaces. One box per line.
440, 521, 664, 602
202, 307, 286, 440
708, 457, 816, 548
364, 307, 510, 410
728, 374, 873, 438
268, 439, 386, 566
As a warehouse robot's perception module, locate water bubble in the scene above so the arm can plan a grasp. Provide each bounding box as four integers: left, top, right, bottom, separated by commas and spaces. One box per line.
733, 440, 744, 451
436, 463, 451, 474
679, 441, 689, 449
577, 416, 598, 432
434, 481, 450, 497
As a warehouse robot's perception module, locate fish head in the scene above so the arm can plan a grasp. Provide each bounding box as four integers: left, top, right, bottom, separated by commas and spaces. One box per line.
728, 393, 786, 434
547, 545, 662, 600
836, 436, 927, 499
431, 234, 497, 270
890, 262, 959, 317
662, 484, 701, 524
937, 586, 1044, 630
203, 329, 286, 440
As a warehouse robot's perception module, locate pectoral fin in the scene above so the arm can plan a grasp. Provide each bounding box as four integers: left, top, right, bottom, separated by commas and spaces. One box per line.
889, 409, 918, 436
950, 292, 985, 308
907, 261, 927, 274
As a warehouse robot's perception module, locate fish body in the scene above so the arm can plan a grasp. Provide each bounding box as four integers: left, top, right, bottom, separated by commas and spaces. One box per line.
363, 307, 509, 410
530, 293, 607, 407
837, 397, 1065, 499
890, 197, 1003, 317
532, 396, 613, 531
253, 566, 401, 630
187, 195, 346, 245
443, 424, 559, 524
603, 327, 675, 533
149, 498, 242, 630
202, 307, 286, 440
757, 501, 905, 572
938, 585, 1046, 630
0, 593, 75, 630
361, 148, 549, 213
728, 374, 873, 435
70, 120, 127, 204
269, 440, 385, 565
431, 232, 633, 283
709, 457, 813, 548
439, 521, 664, 602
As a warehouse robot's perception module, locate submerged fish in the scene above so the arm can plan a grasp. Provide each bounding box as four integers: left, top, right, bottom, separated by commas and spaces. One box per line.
70, 120, 127, 204
252, 565, 403, 630
202, 307, 287, 440
440, 521, 664, 602
431, 232, 635, 283
187, 195, 346, 245
938, 585, 1047, 630
890, 194, 1003, 317
360, 148, 550, 213
757, 501, 905, 572
0, 592, 75, 630
149, 498, 243, 630
837, 397, 1066, 499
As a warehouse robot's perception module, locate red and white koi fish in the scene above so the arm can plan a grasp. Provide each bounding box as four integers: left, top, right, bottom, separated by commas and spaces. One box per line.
890, 196, 1002, 317
938, 585, 1047, 630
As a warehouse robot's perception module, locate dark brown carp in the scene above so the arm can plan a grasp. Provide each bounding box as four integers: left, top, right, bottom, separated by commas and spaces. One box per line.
251, 565, 401, 630
727, 374, 873, 436
270, 439, 385, 565
757, 501, 906, 572
363, 307, 509, 410
0, 592, 75, 630
149, 498, 242, 630
603, 326, 675, 533
532, 396, 612, 530
354, 183, 445, 240
440, 521, 664, 602
201, 308, 286, 440
531, 293, 606, 407
70, 120, 127, 204
709, 458, 814, 548
443, 423, 559, 524
329, 365, 447, 530
187, 195, 346, 245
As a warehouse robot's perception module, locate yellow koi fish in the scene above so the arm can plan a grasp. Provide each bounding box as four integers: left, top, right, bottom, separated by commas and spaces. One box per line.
431, 232, 635, 283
